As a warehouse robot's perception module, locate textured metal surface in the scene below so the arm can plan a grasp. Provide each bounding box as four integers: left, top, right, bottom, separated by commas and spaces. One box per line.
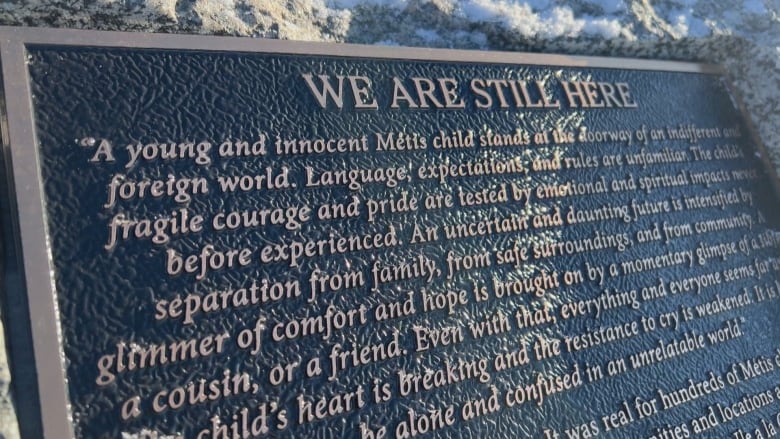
2, 32, 780, 438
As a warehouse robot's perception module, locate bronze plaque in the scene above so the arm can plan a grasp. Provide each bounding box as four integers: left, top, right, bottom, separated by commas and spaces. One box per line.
1, 27, 779, 439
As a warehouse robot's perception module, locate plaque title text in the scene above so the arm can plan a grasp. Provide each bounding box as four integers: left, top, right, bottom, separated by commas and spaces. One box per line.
301, 74, 638, 110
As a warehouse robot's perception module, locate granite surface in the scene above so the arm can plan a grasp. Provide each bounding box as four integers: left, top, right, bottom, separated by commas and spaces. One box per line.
0, 1, 778, 438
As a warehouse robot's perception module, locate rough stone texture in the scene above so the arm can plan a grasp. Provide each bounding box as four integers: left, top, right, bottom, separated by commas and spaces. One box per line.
0, 1, 777, 438
0, 312, 19, 439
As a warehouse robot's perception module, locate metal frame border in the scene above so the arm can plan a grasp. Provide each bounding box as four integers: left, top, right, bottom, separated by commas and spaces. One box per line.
0, 26, 724, 73
0, 25, 737, 439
